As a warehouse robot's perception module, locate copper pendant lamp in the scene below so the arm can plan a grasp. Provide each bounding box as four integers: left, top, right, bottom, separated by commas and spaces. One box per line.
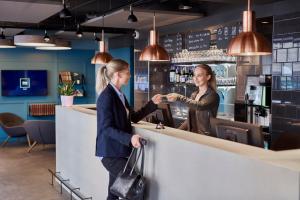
91, 16, 113, 64
139, 13, 170, 62
227, 0, 271, 56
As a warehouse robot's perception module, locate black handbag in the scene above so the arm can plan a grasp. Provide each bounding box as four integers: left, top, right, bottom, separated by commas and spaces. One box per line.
110, 144, 146, 200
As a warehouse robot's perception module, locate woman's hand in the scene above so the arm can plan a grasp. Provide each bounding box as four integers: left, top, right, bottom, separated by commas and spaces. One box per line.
167, 93, 180, 102
151, 94, 162, 105
131, 134, 141, 148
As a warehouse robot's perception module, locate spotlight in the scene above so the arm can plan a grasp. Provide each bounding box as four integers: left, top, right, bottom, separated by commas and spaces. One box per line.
0, 29, 5, 39
44, 30, 50, 42
59, 0, 72, 18
76, 24, 83, 38
94, 32, 100, 42
178, 0, 192, 10
127, 5, 138, 23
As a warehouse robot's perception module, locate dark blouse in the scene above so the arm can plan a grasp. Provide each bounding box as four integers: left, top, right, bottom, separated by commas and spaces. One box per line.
177, 87, 220, 135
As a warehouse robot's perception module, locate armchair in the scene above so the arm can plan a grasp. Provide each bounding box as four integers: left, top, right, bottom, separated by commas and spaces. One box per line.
0, 112, 30, 147
23, 120, 55, 152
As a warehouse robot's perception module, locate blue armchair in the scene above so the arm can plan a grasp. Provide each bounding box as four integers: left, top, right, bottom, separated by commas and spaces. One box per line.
0, 112, 30, 147
23, 120, 55, 152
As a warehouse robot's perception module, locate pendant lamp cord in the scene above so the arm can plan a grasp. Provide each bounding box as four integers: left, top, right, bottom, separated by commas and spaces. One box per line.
247, 0, 251, 11
153, 12, 156, 31
102, 15, 104, 42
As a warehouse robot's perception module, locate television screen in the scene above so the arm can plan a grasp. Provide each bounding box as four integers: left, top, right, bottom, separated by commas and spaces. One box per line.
1, 70, 48, 96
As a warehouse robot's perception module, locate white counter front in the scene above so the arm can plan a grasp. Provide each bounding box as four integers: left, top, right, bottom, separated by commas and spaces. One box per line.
56, 105, 300, 200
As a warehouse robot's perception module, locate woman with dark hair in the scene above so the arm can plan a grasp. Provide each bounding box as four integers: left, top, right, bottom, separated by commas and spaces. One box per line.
95, 59, 162, 200
167, 64, 219, 135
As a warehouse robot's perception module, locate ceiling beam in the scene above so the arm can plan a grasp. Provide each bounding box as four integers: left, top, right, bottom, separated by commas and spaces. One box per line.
0, 21, 135, 34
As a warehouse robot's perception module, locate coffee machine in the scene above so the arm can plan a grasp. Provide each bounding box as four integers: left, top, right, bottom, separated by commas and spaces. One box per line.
235, 75, 271, 127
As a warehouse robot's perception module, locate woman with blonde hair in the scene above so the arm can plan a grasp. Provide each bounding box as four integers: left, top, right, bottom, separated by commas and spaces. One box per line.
167, 64, 219, 135
95, 59, 161, 200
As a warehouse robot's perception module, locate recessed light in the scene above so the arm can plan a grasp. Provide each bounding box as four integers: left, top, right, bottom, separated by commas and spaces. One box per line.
261, 21, 270, 24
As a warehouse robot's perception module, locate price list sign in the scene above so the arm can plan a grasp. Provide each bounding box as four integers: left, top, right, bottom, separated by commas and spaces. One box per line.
163, 34, 183, 54
216, 24, 242, 49
186, 30, 211, 51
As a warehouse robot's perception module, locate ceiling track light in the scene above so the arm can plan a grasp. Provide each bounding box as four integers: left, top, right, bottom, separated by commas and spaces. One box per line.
0, 28, 16, 48
139, 12, 170, 62
59, 0, 72, 19
0, 39, 16, 48
44, 30, 50, 42
1, 29, 5, 39
94, 32, 100, 42
128, 5, 138, 23
227, 0, 271, 56
76, 24, 83, 38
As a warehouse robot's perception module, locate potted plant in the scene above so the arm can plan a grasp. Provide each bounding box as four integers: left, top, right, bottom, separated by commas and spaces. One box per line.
58, 82, 75, 106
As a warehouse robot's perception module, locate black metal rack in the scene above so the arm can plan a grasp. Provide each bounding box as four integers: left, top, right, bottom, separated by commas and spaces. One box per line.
48, 169, 92, 200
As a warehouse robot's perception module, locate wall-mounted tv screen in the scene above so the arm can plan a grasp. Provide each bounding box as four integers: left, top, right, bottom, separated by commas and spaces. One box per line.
1, 70, 48, 96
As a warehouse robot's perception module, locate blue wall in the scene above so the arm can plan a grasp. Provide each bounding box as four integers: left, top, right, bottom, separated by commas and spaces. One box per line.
0, 48, 96, 141
110, 47, 134, 106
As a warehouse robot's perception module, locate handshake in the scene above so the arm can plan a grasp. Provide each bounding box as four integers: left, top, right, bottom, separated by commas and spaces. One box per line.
151, 93, 180, 105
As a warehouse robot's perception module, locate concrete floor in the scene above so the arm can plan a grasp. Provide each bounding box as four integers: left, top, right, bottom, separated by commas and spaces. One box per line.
0, 142, 69, 200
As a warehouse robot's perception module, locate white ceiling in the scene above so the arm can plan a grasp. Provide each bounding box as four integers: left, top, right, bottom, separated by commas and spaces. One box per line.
82, 8, 202, 30
0, 0, 62, 36
0, 0, 62, 23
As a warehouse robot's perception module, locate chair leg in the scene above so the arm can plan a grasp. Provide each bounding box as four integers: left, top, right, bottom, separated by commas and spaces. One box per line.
26, 134, 31, 147
1, 136, 10, 147
27, 141, 37, 153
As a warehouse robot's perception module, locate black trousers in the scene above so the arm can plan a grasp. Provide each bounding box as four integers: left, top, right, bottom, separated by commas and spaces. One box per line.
101, 157, 128, 200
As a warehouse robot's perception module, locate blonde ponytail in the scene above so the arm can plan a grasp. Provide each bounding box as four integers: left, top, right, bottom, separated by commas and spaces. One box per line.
96, 66, 109, 94
96, 59, 129, 94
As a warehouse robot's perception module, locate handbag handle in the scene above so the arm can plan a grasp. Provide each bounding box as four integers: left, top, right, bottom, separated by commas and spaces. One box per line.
129, 145, 144, 176
122, 139, 146, 175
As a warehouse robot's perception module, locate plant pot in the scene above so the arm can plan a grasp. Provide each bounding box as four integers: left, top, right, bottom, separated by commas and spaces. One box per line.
61, 95, 74, 107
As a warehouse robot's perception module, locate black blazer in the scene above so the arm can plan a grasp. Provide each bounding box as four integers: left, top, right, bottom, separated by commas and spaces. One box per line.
96, 84, 157, 158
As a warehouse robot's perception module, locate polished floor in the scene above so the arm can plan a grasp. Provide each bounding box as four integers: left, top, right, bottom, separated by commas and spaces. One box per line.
0, 141, 69, 200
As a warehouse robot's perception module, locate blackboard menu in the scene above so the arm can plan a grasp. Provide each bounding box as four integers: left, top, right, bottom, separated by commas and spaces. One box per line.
293, 33, 300, 47
216, 24, 242, 49
163, 34, 183, 54
273, 36, 282, 49
186, 30, 211, 51
282, 35, 293, 48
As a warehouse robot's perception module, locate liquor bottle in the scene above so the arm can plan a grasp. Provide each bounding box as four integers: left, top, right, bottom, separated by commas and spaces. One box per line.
176, 67, 180, 83
184, 67, 188, 83
186, 68, 190, 83
169, 66, 175, 83
180, 67, 186, 83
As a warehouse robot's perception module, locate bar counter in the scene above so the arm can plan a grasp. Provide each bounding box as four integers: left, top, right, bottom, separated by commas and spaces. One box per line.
56, 105, 300, 200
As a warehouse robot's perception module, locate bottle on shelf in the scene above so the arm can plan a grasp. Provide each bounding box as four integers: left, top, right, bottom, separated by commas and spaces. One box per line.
180, 67, 186, 83
175, 67, 180, 83
169, 66, 175, 83
188, 67, 194, 84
